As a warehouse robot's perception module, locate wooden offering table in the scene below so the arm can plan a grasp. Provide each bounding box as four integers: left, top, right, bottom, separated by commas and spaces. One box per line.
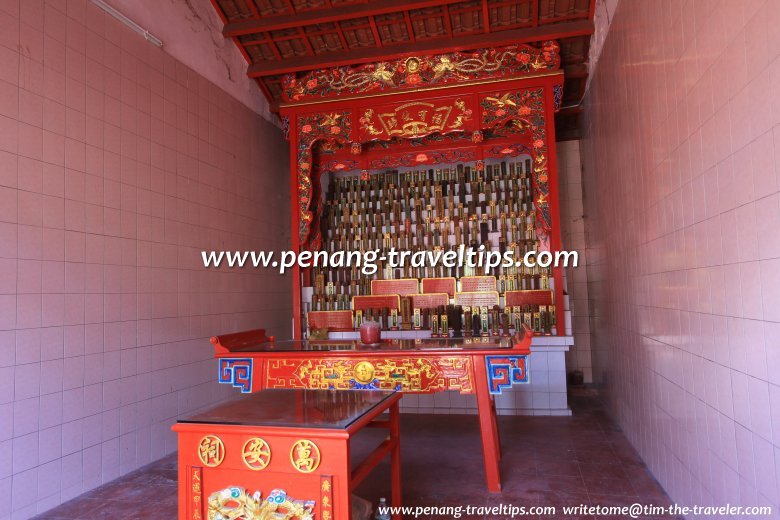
173, 389, 401, 520
212, 328, 532, 492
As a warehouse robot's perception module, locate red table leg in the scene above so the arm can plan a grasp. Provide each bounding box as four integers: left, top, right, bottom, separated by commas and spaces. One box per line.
490, 396, 502, 461
473, 356, 502, 492
389, 401, 402, 520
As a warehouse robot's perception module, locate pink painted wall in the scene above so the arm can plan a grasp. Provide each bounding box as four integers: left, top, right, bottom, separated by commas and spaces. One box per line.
103, 0, 275, 121
0, 0, 291, 517
581, 0, 780, 510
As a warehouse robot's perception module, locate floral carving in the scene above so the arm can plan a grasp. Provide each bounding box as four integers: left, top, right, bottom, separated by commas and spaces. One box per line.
480, 88, 552, 235
283, 41, 560, 102
207, 486, 314, 520
297, 112, 351, 245
368, 149, 477, 169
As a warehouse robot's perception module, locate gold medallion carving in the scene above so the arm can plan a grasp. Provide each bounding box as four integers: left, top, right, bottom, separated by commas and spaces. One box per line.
405, 57, 421, 73
353, 361, 376, 384
242, 437, 271, 471
290, 440, 321, 473
197, 435, 225, 467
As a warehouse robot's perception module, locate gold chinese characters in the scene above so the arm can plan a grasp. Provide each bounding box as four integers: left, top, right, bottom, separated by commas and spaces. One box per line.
242, 437, 271, 470
290, 439, 321, 473
197, 435, 225, 467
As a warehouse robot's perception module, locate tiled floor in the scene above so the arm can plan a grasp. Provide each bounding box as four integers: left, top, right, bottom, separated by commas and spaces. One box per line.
33, 396, 677, 519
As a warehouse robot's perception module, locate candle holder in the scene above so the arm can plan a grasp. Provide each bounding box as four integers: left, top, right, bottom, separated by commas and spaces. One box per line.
359, 319, 381, 347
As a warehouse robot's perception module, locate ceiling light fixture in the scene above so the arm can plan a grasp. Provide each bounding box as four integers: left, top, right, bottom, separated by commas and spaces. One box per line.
89, 0, 164, 48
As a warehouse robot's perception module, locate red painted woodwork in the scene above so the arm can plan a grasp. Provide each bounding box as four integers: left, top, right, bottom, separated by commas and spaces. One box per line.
282, 68, 566, 339
307, 310, 354, 331
211, 327, 533, 492
210, 328, 272, 355
505, 289, 554, 307
208, 0, 594, 111
283, 42, 560, 103
173, 389, 402, 520
421, 277, 456, 296
460, 276, 498, 292
410, 293, 449, 310
370, 279, 419, 296
353, 295, 401, 311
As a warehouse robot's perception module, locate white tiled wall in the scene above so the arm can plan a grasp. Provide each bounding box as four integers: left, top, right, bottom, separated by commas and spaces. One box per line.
557, 140, 594, 383
581, 0, 780, 512
0, 1, 291, 518
398, 345, 571, 417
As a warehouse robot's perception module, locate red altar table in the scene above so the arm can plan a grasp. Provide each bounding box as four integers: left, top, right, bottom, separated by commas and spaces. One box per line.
279, 43, 568, 342
211, 328, 532, 492
173, 389, 402, 520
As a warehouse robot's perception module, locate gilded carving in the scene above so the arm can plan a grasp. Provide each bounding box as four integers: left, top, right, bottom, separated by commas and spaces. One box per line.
359, 99, 472, 140
192, 467, 203, 519
207, 487, 314, 520
283, 41, 561, 102
265, 357, 474, 393
242, 437, 271, 471
197, 435, 225, 468
290, 440, 321, 473
320, 476, 333, 520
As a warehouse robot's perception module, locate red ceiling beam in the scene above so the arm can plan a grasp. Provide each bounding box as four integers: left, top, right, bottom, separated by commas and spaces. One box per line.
255, 78, 275, 100
368, 16, 383, 47
266, 34, 283, 60
223, 0, 467, 36
246, 19, 594, 77
208, 0, 254, 65
246, 0, 261, 19
442, 4, 453, 38
532, 0, 539, 27
335, 24, 350, 53
403, 11, 417, 42
297, 27, 315, 55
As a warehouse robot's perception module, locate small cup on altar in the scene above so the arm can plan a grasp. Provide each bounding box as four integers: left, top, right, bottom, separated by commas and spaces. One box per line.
359, 320, 381, 346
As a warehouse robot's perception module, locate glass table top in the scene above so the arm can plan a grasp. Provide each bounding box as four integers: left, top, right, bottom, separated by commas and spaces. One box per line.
221, 336, 516, 353
178, 389, 397, 429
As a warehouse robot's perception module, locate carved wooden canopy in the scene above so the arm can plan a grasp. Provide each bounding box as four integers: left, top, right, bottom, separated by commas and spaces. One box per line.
208, 0, 594, 123
281, 42, 562, 248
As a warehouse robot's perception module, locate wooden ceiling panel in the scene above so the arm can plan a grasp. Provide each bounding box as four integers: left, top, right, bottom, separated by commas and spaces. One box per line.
290, 0, 329, 11
408, 8, 448, 40
217, 0, 259, 21
487, 0, 534, 30
308, 32, 344, 53
375, 14, 410, 44
243, 40, 278, 61
341, 24, 379, 49
539, 0, 590, 21
273, 34, 311, 58
211, 0, 596, 134
251, 0, 290, 17
449, 1, 482, 34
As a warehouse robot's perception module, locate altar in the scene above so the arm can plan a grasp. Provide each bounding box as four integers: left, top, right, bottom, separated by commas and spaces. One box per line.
280, 42, 570, 348
206, 38, 575, 495
211, 327, 532, 492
